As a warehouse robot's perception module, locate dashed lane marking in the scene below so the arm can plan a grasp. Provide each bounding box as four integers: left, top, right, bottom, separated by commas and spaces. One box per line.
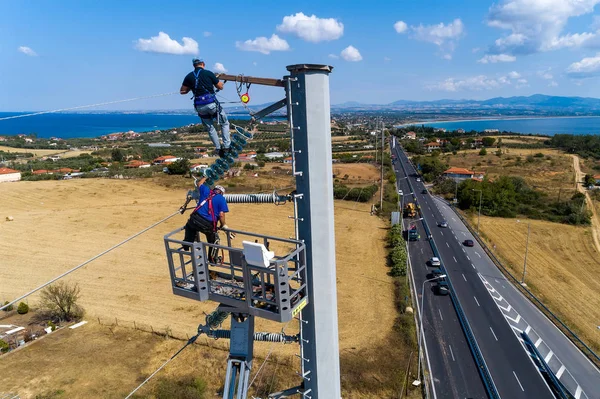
544, 351, 554, 363
471, 264, 475, 269
534, 338, 543, 348
490, 327, 498, 341
513, 372, 525, 392
453, 256, 458, 263
466, 255, 471, 261
449, 345, 455, 361
462, 273, 467, 281
439, 309, 443, 321
446, 242, 450, 248
475, 252, 482, 258
556, 365, 566, 379
474, 296, 480, 307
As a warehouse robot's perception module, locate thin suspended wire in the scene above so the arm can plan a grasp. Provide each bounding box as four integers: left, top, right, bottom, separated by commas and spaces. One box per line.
0, 211, 180, 311
0, 92, 179, 121
124, 333, 199, 399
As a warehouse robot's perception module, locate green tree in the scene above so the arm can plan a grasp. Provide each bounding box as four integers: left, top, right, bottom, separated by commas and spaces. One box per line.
166, 159, 190, 175
3, 301, 13, 312
17, 302, 29, 314
584, 174, 596, 187
482, 137, 496, 147
0, 339, 8, 353
479, 148, 487, 156
111, 148, 125, 162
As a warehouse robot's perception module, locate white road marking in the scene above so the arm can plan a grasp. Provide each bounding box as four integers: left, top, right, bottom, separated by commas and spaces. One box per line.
534, 337, 543, 348
513, 371, 525, 392
449, 344, 455, 361
462, 273, 467, 281
452, 217, 456, 221
446, 242, 450, 248
440, 231, 443, 236
471, 263, 476, 269
512, 326, 524, 334
525, 326, 531, 334
499, 304, 511, 312
475, 252, 481, 258
474, 296, 480, 306
453, 256, 458, 263
544, 351, 554, 363
421, 248, 424, 254
575, 386, 582, 399
556, 365, 566, 379
490, 327, 498, 341
461, 231, 466, 236
462, 248, 466, 253
506, 314, 521, 324
466, 255, 471, 261
439, 309, 443, 321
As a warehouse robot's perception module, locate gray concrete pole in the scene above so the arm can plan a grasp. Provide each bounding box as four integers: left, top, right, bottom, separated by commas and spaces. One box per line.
286, 64, 341, 399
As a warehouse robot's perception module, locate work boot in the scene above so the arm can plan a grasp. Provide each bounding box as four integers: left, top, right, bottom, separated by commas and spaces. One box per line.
218, 148, 226, 158
212, 148, 221, 157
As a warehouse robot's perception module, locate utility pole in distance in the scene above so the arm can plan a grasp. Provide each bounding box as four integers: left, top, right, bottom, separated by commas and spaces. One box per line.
286, 64, 341, 399
380, 120, 384, 211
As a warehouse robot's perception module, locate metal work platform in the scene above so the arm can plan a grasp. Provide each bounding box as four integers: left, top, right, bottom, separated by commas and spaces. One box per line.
164, 228, 308, 323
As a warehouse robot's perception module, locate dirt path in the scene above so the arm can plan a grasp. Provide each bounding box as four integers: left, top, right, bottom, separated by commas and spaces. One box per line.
571, 155, 600, 253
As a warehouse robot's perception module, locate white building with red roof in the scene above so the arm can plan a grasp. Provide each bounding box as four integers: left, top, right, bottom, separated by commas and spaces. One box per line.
0, 167, 21, 182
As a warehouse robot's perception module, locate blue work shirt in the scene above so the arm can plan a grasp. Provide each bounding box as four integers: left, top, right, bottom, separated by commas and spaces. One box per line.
196, 184, 228, 221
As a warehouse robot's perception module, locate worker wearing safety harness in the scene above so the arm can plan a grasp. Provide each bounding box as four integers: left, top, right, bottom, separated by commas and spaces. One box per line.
180, 58, 231, 158
183, 176, 231, 262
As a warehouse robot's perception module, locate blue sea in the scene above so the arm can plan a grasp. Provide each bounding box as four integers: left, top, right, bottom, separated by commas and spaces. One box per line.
0, 112, 254, 139
419, 116, 600, 136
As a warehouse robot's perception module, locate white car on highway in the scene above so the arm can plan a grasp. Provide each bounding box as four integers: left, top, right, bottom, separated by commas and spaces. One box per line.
429, 257, 441, 267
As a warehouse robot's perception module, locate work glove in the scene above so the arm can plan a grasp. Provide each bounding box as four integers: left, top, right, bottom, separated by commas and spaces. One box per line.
221, 225, 236, 239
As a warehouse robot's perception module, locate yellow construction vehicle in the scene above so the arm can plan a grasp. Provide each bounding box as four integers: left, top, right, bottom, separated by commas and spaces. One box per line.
404, 202, 417, 218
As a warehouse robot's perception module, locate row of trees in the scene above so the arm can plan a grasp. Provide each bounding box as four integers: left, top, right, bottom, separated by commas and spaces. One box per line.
435, 176, 591, 225
548, 134, 600, 161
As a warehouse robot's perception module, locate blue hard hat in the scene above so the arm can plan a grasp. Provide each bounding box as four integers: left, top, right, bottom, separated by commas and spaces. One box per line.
192, 58, 204, 65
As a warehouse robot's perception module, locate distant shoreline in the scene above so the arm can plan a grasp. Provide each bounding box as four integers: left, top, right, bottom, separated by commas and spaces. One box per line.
402, 115, 600, 126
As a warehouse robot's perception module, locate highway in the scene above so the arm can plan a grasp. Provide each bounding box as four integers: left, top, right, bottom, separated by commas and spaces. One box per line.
393, 141, 557, 399
396, 165, 489, 399
432, 191, 600, 398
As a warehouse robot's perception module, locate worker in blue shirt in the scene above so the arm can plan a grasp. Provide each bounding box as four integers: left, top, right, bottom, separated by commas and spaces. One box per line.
183, 176, 232, 261
180, 58, 231, 158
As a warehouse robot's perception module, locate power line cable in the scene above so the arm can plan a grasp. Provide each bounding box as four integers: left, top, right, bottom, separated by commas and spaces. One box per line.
0, 92, 179, 122
124, 333, 200, 399
0, 211, 180, 311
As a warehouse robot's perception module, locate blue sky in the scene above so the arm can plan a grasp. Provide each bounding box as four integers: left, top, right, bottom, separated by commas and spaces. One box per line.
4, 0, 600, 110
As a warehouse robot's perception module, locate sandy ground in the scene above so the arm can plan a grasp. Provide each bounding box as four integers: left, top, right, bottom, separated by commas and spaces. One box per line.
0, 145, 62, 157
478, 215, 600, 350
333, 163, 380, 182
0, 178, 400, 397
571, 155, 600, 254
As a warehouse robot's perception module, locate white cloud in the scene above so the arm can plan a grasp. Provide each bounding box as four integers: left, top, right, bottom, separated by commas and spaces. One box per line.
411, 18, 464, 58
384, 56, 391, 61
478, 54, 516, 63
486, 0, 600, 56
428, 72, 522, 92
340, 45, 362, 61
537, 68, 554, 79
472, 47, 481, 53
204, 31, 212, 37
18, 46, 37, 56
253, 61, 258, 66
394, 21, 408, 34
508, 71, 521, 79
213, 62, 227, 73
235, 34, 290, 54
516, 78, 529, 88
566, 53, 600, 77
135, 32, 198, 55
548, 80, 559, 86
276, 12, 343, 42
328, 53, 339, 59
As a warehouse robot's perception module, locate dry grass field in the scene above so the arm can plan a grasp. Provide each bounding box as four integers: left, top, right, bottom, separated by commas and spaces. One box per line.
441, 148, 576, 197
475, 215, 600, 351
0, 145, 61, 157
0, 177, 408, 398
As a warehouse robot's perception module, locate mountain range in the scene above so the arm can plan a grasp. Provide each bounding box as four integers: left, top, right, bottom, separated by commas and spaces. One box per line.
331, 95, 600, 112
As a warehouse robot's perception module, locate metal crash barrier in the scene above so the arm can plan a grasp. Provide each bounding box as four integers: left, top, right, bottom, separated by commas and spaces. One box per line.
164, 227, 308, 323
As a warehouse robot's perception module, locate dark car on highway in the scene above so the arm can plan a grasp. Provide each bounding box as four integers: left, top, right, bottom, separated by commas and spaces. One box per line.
463, 239, 474, 247
421, 189, 428, 194
436, 280, 449, 296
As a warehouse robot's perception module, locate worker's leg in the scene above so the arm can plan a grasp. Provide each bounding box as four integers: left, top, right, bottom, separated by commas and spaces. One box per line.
183, 216, 202, 250
218, 107, 231, 150
195, 103, 220, 151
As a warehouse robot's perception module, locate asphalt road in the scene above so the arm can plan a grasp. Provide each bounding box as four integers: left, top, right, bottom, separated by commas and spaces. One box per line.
396, 164, 488, 399
393, 141, 556, 399
432, 194, 600, 399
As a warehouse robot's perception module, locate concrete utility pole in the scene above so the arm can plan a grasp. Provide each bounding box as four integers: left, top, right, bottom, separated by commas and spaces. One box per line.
472, 189, 483, 234
380, 121, 384, 211
286, 64, 341, 399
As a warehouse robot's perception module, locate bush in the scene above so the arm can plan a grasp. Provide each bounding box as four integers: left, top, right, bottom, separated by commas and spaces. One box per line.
0, 339, 8, 353
17, 302, 29, 314
387, 224, 407, 277
534, 152, 545, 158
166, 159, 191, 175
479, 148, 487, 156
3, 301, 13, 311
333, 184, 378, 202
39, 282, 84, 322
47, 320, 57, 331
